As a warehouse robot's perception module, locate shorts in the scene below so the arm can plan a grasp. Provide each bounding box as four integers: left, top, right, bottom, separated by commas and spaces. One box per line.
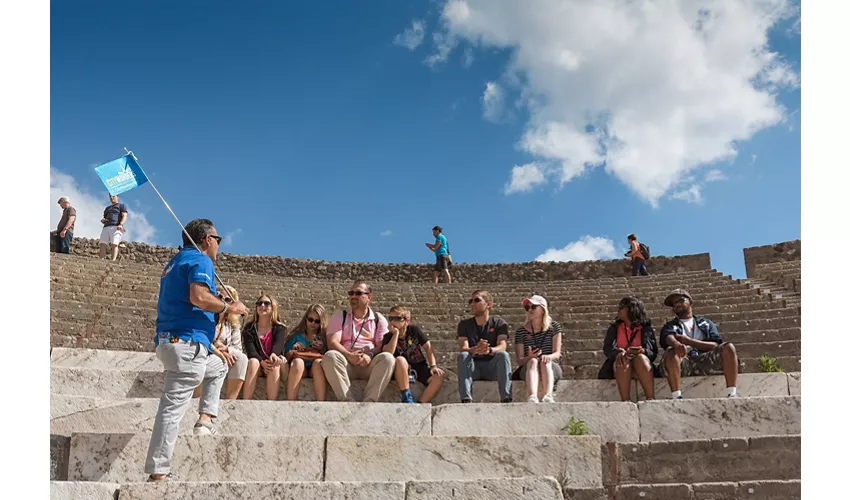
434, 254, 451, 271
512, 362, 563, 381
100, 225, 124, 245
392, 361, 432, 384
659, 343, 728, 377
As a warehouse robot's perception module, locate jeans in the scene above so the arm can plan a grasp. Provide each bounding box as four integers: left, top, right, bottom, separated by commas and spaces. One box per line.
457, 351, 512, 401
632, 259, 648, 276
144, 340, 227, 475
54, 231, 73, 253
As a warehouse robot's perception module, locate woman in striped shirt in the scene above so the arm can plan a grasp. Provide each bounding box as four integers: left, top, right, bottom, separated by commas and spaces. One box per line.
512, 295, 562, 403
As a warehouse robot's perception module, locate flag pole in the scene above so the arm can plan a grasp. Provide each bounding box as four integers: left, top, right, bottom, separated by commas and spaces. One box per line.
122, 147, 235, 302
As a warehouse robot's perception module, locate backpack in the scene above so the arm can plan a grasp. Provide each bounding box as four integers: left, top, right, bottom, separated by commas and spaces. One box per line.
638, 242, 650, 260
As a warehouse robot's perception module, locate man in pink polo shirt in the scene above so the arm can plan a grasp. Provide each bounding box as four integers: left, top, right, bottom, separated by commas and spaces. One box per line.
322, 281, 394, 402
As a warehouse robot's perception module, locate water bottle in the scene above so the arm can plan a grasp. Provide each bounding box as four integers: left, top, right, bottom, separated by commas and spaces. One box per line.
408, 368, 416, 384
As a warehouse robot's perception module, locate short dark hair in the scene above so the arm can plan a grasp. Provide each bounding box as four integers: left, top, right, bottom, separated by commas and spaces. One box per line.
183, 218, 215, 247
627, 234, 637, 241
351, 280, 372, 294
471, 290, 492, 303
432, 226, 442, 233
618, 296, 649, 326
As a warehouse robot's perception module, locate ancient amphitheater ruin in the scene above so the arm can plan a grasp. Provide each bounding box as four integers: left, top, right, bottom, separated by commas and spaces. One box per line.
50, 238, 801, 499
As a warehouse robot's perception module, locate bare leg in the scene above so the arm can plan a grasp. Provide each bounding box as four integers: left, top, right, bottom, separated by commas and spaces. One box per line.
442, 269, 452, 284
111, 244, 120, 261
394, 357, 410, 391
665, 350, 683, 393
286, 358, 305, 401
265, 365, 281, 400
99, 243, 108, 259
632, 354, 655, 400
614, 359, 633, 402
540, 361, 555, 397
432, 271, 439, 284
310, 360, 327, 402
419, 371, 444, 403
525, 358, 539, 398
224, 378, 243, 400
242, 359, 261, 400
721, 343, 738, 388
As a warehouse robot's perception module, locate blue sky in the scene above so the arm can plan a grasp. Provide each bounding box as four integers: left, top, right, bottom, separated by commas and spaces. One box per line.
50, 0, 801, 278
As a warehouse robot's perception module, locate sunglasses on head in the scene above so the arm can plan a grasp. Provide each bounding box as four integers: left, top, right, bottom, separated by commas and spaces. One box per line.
256, 300, 272, 307
306, 317, 321, 324
468, 297, 484, 304
524, 304, 540, 311
387, 315, 406, 322
348, 290, 368, 297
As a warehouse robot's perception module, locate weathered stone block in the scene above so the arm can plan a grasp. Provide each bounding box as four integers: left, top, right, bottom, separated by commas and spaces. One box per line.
638, 396, 801, 441
563, 487, 607, 500
118, 481, 405, 500
50, 434, 70, 480
325, 435, 602, 488
431, 402, 639, 443
653, 373, 789, 399
68, 433, 324, 483
614, 483, 693, 500
407, 477, 565, 499
51, 481, 119, 500
692, 481, 738, 499
736, 480, 800, 499
787, 372, 800, 396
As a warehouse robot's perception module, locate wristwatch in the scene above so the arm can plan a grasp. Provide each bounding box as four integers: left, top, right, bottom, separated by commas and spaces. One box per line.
488, 347, 493, 355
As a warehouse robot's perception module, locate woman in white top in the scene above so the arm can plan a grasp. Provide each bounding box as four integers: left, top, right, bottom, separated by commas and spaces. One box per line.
193, 285, 249, 399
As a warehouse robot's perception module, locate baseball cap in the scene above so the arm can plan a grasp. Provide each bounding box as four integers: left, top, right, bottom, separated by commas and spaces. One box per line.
664, 289, 693, 307
522, 295, 548, 309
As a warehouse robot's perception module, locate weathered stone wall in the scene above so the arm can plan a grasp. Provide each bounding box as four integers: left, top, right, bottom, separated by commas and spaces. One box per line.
53, 236, 712, 282
743, 240, 801, 278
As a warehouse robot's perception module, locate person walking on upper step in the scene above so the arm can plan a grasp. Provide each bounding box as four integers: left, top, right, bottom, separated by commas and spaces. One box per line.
426, 225, 452, 284
626, 234, 649, 276
192, 285, 249, 400
100, 194, 129, 261
658, 289, 739, 399
241, 294, 288, 401
322, 281, 395, 402
52, 196, 76, 254
145, 218, 249, 482
382, 305, 445, 403
283, 304, 329, 401
456, 290, 512, 403
512, 295, 563, 403
598, 296, 658, 401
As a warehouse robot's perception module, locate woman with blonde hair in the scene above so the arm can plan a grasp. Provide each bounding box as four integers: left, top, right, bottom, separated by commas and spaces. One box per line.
283, 304, 329, 401
241, 293, 288, 400
513, 294, 563, 403
193, 285, 249, 400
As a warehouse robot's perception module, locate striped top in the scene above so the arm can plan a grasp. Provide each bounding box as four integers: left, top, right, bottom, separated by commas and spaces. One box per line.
514, 321, 562, 356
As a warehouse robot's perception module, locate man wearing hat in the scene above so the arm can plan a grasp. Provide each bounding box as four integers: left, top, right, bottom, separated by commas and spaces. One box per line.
658, 289, 739, 398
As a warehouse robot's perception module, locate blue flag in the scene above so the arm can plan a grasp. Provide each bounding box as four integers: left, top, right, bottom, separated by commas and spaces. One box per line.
94, 154, 149, 195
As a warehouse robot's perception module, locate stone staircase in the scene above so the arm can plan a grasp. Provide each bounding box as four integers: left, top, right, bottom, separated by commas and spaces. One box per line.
49, 252, 802, 499
745, 261, 801, 308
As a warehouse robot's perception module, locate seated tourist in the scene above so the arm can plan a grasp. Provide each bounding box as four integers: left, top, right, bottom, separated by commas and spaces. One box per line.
456, 290, 512, 403
193, 285, 249, 400
512, 295, 563, 403
241, 294, 288, 400
659, 289, 739, 398
321, 281, 395, 402
283, 304, 329, 401
598, 296, 657, 401
382, 305, 445, 403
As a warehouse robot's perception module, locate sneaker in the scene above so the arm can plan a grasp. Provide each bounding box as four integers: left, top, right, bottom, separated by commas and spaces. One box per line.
193, 420, 217, 436
461, 398, 473, 404
674, 395, 683, 400
148, 472, 177, 482
501, 397, 513, 403
727, 393, 739, 398
401, 391, 415, 403
542, 394, 555, 403
527, 395, 539, 403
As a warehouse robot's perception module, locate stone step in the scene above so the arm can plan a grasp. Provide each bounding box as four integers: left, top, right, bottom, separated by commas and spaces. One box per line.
50, 482, 121, 500
569, 480, 801, 500
67, 433, 602, 487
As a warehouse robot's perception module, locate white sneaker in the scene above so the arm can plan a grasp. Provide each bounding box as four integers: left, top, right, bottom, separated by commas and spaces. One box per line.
527, 395, 539, 403
193, 420, 217, 436
542, 394, 555, 403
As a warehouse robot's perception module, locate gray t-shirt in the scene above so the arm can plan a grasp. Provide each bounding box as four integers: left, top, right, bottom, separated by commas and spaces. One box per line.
57, 206, 76, 232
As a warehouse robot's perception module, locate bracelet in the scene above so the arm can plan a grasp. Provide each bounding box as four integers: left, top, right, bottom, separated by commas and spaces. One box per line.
428, 364, 437, 370
219, 300, 229, 315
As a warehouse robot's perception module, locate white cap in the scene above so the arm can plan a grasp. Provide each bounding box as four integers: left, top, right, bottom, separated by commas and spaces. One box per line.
522, 295, 548, 309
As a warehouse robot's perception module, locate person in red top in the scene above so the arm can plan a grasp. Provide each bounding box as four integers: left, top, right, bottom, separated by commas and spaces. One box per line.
241, 294, 288, 400
627, 234, 649, 276
598, 296, 658, 401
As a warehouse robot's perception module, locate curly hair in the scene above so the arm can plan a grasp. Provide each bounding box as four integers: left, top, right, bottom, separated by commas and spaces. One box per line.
618, 296, 650, 326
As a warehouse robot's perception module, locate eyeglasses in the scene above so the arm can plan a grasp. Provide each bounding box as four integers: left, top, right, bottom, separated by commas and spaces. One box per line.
348, 290, 369, 297
524, 304, 540, 311
256, 300, 272, 307
208, 235, 222, 244
306, 317, 321, 324
468, 297, 484, 304
387, 316, 406, 322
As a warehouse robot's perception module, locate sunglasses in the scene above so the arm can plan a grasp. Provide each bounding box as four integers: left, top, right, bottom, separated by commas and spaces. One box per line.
348, 290, 369, 297
306, 317, 321, 324
387, 315, 407, 322
208, 235, 222, 244
256, 300, 272, 307
524, 304, 540, 311
468, 297, 484, 304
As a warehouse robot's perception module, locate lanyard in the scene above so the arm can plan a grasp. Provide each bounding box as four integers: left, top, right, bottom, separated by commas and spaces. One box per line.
348, 309, 372, 348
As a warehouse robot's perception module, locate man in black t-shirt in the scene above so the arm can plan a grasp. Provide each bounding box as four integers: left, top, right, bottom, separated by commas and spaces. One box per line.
456, 290, 512, 403
100, 194, 129, 261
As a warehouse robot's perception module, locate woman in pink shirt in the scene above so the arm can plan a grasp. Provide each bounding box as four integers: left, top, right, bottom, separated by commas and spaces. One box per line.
241, 294, 288, 400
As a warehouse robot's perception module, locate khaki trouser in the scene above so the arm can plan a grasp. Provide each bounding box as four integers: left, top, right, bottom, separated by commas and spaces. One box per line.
322, 350, 394, 402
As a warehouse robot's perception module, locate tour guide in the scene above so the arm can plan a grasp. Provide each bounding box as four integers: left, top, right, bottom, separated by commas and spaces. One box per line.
145, 218, 249, 481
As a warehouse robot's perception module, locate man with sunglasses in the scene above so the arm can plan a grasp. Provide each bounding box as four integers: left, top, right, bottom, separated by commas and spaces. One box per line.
658, 289, 739, 399
145, 218, 249, 482
322, 281, 395, 402
456, 290, 512, 403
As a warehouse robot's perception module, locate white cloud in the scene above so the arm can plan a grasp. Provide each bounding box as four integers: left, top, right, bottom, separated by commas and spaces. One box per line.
535, 235, 617, 262
670, 185, 704, 205
50, 167, 157, 243
424, 31, 458, 68
221, 228, 242, 247
482, 82, 505, 122
393, 20, 426, 50
504, 162, 548, 194
380, 230, 393, 237
462, 47, 474, 68
704, 169, 727, 182
751, 154, 758, 164
427, 0, 798, 205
